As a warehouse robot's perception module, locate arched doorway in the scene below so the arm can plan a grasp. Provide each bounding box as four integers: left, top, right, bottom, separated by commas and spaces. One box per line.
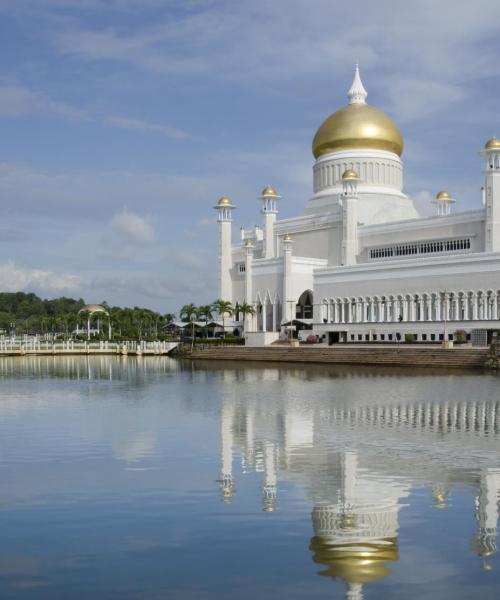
296, 290, 313, 320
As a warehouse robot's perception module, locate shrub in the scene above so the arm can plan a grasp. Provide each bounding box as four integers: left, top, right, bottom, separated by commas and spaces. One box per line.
405, 333, 416, 343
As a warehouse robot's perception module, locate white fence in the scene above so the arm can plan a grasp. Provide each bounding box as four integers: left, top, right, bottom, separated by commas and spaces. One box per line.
0, 338, 178, 355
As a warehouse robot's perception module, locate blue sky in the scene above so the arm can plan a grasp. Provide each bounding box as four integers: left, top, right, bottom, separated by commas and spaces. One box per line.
0, 0, 499, 313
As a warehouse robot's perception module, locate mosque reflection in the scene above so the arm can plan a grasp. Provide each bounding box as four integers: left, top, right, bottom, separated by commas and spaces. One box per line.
217, 378, 500, 599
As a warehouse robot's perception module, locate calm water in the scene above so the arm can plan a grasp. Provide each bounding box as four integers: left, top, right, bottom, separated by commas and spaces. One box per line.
0, 356, 499, 599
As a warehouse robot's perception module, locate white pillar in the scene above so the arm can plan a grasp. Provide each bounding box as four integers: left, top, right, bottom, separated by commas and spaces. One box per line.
283, 235, 294, 323
260, 187, 281, 259
341, 171, 360, 266
472, 294, 478, 320
481, 140, 500, 252
214, 197, 235, 302
244, 239, 255, 331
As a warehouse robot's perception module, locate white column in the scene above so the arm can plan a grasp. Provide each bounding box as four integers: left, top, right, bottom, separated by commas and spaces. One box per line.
214, 198, 235, 302
244, 240, 255, 331
472, 294, 478, 320
260, 188, 281, 259
492, 294, 499, 320
409, 298, 416, 321
283, 235, 294, 323
481, 143, 500, 252
435, 295, 441, 321
341, 173, 359, 266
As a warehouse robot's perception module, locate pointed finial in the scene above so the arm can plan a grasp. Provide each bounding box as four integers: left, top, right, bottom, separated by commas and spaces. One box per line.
348, 63, 367, 105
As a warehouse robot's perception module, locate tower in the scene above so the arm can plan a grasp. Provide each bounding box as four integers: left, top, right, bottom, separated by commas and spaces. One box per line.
214, 196, 235, 301
282, 234, 294, 322
341, 170, 360, 266
244, 238, 255, 331
480, 138, 500, 252
260, 186, 281, 259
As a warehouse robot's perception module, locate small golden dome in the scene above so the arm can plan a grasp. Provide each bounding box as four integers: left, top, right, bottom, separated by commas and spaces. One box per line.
312, 103, 403, 158
435, 190, 451, 200
485, 137, 500, 150
243, 238, 254, 247
217, 196, 233, 206
283, 233, 292, 242
261, 186, 279, 197
79, 304, 109, 315
342, 169, 359, 180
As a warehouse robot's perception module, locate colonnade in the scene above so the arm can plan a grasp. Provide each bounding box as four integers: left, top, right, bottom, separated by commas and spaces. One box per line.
321, 290, 500, 324
313, 158, 402, 193
255, 300, 283, 332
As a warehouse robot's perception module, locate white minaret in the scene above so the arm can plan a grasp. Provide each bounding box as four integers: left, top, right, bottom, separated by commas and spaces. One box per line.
473, 468, 500, 567
219, 399, 235, 503
432, 190, 455, 216
262, 441, 278, 512
244, 238, 255, 332
341, 170, 360, 266
282, 234, 294, 323
480, 138, 500, 252
214, 196, 235, 301
259, 186, 281, 259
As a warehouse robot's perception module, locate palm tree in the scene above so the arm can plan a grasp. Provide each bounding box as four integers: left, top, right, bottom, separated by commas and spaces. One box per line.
179, 303, 199, 350
235, 301, 255, 338
212, 299, 233, 339
198, 304, 213, 338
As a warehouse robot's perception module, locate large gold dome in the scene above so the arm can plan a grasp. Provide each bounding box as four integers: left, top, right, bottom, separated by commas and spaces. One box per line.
312, 65, 403, 159
312, 103, 403, 158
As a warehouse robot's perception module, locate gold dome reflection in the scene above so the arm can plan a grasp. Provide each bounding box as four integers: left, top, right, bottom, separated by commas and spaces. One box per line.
310, 536, 398, 585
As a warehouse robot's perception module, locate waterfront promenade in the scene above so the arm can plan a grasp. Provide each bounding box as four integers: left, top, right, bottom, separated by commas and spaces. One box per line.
0, 339, 178, 357
190, 344, 489, 369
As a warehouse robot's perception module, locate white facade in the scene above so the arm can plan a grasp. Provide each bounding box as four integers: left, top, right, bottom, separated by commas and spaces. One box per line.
215, 67, 500, 344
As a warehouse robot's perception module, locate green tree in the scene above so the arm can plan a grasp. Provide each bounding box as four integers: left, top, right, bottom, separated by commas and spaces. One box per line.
234, 301, 255, 338
198, 304, 213, 338
179, 303, 199, 350
212, 299, 233, 339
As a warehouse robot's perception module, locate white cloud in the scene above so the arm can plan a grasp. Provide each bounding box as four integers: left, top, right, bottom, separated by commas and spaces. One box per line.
411, 190, 436, 217
111, 209, 155, 244
106, 115, 197, 140
0, 85, 85, 118
0, 261, 82, 294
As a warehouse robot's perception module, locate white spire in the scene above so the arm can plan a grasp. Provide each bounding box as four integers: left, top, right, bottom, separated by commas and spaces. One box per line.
348, 64, 367, 105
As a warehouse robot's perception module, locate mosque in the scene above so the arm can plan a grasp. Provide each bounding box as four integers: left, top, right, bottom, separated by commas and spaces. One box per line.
214, 66, 500, 345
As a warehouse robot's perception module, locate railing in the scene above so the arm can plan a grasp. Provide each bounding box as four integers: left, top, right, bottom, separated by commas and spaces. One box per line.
0, 338, 178, 354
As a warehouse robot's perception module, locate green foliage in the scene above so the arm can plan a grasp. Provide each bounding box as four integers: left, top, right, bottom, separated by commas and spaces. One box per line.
0, 291, 176, 340
404, 333, 417, 343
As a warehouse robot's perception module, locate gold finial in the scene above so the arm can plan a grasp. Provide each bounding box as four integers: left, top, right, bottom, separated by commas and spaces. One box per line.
342, 169, 359, 180
261, 185, 279, 197
485, 137, 500, 150
214, 196, 235, 210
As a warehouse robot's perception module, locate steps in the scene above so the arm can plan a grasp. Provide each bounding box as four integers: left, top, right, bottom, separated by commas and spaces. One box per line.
190, 345, 488, 369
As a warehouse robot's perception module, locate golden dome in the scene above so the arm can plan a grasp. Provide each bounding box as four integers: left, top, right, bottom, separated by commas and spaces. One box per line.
485, 137, 500, 150
310, 537, 398, 585
342, 169, 359, 180
313, 103, 403, 158
216, 196, 233, 206
283, 233, 292, 242
261, 186, 279, 197
79, 304, 109, 315
435, 190, 451, 200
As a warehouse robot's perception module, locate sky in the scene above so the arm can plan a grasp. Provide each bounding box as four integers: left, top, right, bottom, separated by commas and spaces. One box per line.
0, 0, 499, 313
